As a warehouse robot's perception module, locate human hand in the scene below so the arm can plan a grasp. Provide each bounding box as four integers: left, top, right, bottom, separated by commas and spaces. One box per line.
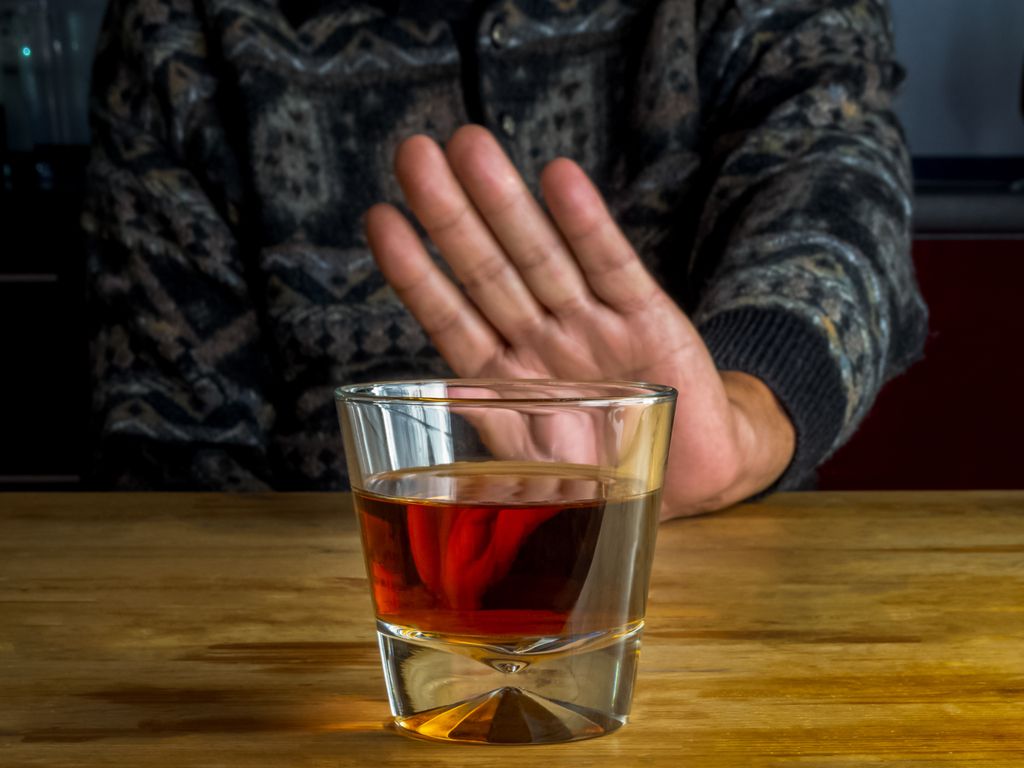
364, 126, 794, 518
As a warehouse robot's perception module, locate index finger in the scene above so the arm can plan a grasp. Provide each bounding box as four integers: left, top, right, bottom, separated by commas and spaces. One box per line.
364, 202, 503, 377
541, 158, 663, 313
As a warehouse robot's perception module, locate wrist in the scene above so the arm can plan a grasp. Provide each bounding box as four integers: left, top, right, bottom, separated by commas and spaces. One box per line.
720, 370, 796, 497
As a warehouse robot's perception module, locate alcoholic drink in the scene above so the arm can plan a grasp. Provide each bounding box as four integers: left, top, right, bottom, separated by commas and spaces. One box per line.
353, 460, 660, 743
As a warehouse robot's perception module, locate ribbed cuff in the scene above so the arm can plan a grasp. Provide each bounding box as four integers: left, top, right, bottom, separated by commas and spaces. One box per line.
699, 307, 846, 491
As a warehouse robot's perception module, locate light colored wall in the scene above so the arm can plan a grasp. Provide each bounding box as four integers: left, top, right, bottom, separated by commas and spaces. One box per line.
892, 0, 1024, 156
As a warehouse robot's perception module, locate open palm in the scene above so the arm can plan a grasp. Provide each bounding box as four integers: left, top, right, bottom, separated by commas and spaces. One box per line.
365, 126, 793, 517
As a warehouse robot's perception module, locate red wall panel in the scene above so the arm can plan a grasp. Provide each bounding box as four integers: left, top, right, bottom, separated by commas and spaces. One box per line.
818, 239, 1024, 490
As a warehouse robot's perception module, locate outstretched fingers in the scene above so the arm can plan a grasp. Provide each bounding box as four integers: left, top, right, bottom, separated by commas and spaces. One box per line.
394, 134, 547, 344
541, 158, 662, 313
444, 126, 593, 317
364, 203, 502, 376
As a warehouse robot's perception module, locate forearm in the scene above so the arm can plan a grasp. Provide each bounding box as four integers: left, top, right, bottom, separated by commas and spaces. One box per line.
722, 370, 796, 496
693, 0, 927, 487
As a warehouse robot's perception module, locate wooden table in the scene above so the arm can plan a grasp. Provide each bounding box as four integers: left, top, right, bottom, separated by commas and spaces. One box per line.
2, 492, 1022, 766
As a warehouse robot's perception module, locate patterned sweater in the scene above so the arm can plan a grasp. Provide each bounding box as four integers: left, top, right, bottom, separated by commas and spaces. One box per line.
83, 0, 927, 491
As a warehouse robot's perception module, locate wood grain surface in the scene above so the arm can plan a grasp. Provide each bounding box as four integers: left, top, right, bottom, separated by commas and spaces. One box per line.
1, 492, 1022, 766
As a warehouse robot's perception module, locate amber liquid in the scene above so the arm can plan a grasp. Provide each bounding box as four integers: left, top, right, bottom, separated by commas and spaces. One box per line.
353, 461, 660, 743
354, 461, 658, 640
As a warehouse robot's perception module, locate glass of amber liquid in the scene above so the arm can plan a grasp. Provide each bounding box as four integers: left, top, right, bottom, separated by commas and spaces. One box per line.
335, 380, 676, 745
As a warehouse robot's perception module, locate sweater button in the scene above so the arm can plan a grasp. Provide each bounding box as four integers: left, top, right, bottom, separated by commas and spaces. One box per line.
490, 20, 507, 48
499, 113, 517, 137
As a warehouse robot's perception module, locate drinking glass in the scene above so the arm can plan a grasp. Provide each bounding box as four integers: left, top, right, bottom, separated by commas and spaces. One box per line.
335, 379, 676, 744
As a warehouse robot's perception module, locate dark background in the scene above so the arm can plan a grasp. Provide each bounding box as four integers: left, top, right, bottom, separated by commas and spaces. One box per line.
1, 0, 1022, 491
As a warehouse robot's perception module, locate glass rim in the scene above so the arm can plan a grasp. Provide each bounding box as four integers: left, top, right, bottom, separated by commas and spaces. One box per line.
334, 378, 677, 407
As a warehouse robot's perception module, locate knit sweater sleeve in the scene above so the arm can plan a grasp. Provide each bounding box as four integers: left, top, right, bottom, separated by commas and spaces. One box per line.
83, 0, 274, 490
690, 0, 927, 488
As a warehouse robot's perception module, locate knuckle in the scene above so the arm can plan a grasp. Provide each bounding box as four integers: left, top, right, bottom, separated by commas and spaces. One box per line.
478, 188, 520, 220
612, 286, 660, 314
589, 248, 634, 278
518, 241, 557, 272
520, 311, 548, 335
567, 209, 606, 244
423, 305, 461, 337
552, 292, 590, 318
460, 255, 511, 292
427, 203, 470, 236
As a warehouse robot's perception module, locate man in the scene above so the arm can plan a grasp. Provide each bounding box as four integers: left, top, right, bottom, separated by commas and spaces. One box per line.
84, 0, 927, 517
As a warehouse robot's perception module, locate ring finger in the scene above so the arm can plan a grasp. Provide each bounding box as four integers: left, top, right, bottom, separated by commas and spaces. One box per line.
395, 134, 546, 344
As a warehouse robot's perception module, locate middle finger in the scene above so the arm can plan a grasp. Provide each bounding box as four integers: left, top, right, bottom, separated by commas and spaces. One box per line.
445, 126, 593, 317
395, 134, 545, 344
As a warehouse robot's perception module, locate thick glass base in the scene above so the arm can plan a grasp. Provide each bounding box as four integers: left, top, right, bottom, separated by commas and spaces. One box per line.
377, 619, 644, 744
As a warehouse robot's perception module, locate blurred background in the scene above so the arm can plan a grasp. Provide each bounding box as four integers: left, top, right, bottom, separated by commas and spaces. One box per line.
0, 0, 1022, 491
